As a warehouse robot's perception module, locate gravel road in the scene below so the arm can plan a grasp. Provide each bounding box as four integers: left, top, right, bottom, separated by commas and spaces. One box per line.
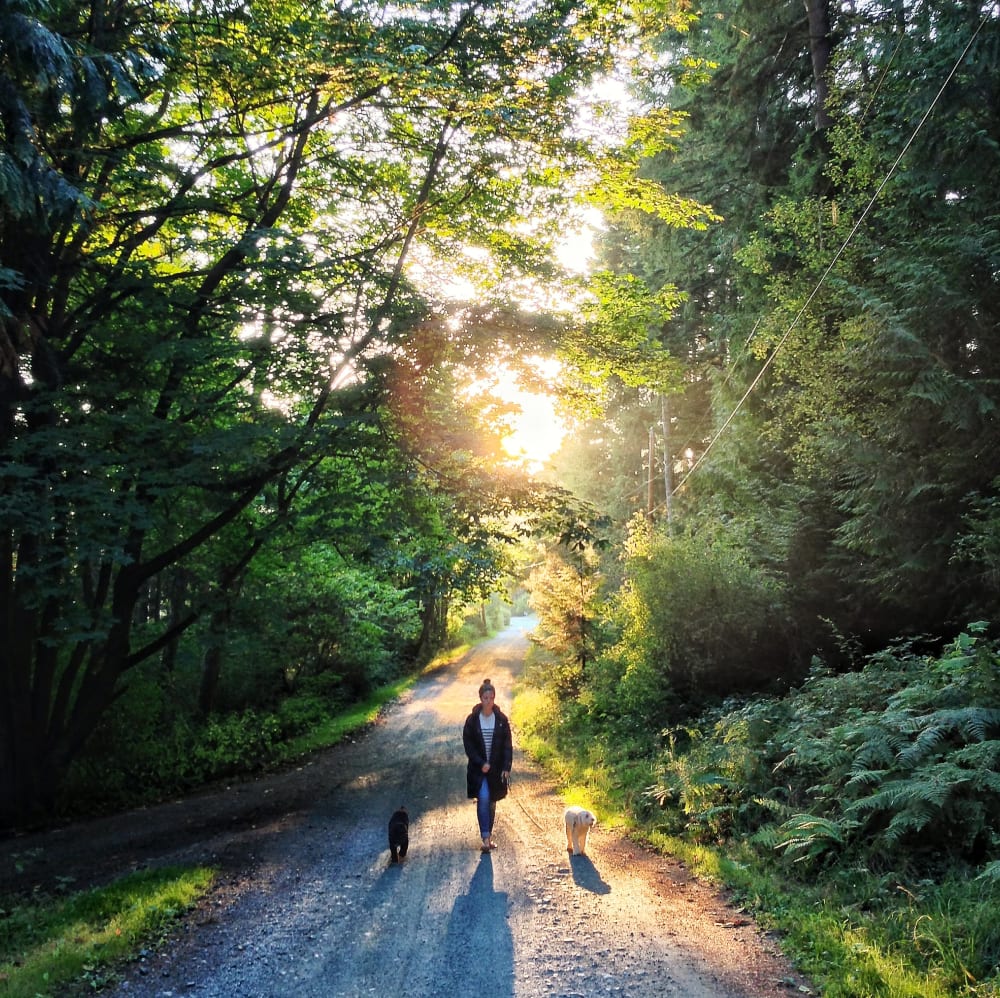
5, 617, 814, 998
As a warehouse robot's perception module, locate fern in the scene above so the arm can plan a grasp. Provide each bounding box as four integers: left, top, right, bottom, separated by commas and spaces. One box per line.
901, 707, 1000, 759
749, 825, 782, 851
644, 628, 1000, 874
844, 767, 888, 789
976, 861, 1000, 885
952, 740, 1000, 768
772, 814, 857, 865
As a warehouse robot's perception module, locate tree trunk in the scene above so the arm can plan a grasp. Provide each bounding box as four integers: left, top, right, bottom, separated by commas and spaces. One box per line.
199, 603, 233, 715
416, 596, 448, 665
660, 395, 673, 530
804, 0, 833, 130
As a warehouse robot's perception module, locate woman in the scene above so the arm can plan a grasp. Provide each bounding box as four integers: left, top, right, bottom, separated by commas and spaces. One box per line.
463, 677, 513, 852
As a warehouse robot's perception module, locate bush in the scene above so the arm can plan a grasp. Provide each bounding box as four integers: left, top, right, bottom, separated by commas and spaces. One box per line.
611, 518, 792, 702
643, 625, 1000, 877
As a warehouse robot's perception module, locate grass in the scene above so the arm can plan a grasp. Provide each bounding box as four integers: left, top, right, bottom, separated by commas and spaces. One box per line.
285, 640, 478, 758
510, 680, 1000, 998
0, 866, 214, 998
284, 674, 418, 757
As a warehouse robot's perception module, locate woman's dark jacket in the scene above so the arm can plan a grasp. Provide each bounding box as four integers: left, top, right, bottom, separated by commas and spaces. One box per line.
463, 704, 513, 801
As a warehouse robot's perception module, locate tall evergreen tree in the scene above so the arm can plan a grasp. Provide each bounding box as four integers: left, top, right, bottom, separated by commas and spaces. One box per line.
584, 0, 1000, 672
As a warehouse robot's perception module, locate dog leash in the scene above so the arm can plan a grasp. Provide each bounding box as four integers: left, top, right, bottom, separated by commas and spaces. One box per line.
507, 776, 547, 831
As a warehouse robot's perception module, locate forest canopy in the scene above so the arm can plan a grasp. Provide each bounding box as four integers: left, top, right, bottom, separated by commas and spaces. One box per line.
541, 0, 1000, 701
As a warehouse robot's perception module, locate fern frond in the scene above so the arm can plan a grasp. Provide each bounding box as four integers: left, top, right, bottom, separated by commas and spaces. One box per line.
884, 801, 936, 844
897, 707, 1000, 766
773, 813, 855, 864
952, 741, 1000, 770
976, 860, 1000, 885
897, 723, 951, 766
845, 767, 887, 789
689, 772, 735, 789
750, 825, 782, 850
752, 794, 791, 815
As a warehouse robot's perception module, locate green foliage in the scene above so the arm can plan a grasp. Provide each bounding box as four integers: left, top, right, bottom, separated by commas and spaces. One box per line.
526, 541, 607, 699
578, 0, 1000, 667
513, 656, 654, 817
518, 624, 1000, 998
604, 516, 791, 704
954, 478, 1000, 595
242, 544, 424, 701
645, 728, 755, 843
0, 867, 214, 998
2, 0, 673, 827
63, 707, 279, 813
61, 666, 417, 816
569, 271, 687, 394
643, 626, 1000, 876
449, 593, 513, 646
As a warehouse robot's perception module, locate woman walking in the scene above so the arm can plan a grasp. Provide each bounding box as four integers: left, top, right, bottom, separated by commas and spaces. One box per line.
463, 678, 513, 852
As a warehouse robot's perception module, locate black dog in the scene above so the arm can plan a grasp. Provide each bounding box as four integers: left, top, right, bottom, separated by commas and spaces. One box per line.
388, 806, 409, 863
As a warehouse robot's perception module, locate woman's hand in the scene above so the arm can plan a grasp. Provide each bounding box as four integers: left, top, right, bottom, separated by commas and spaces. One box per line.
481, 763, 490, 773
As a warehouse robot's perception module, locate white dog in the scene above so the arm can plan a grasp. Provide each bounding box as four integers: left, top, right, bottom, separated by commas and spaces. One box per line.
564, 805, 597, 856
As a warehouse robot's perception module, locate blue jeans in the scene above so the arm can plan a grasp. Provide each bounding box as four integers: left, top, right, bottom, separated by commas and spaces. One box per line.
477, 773, 496, 839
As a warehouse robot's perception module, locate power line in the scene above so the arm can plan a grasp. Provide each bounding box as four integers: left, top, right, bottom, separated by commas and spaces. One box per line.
668, 11, 991, 503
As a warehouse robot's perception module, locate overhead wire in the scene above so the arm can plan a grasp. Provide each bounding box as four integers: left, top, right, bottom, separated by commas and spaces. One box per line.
661, 9, 992, 507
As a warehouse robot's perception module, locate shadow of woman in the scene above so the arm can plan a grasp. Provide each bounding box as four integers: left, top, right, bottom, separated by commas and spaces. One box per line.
569, 854, 611, 895
442, 854, 514, 996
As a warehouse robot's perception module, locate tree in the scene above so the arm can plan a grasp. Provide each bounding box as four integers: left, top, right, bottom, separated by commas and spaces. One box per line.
583, 0, 1000, 666
526, 496, 611, 696
727, 0, 1000, 642
0, 0, 667, 825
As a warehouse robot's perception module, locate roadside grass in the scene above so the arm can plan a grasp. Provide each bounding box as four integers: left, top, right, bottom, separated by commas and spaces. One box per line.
0, 867, 214, 998
511, 683, 1000, 998
282, 673, 419, 758
278, 641, 475, 761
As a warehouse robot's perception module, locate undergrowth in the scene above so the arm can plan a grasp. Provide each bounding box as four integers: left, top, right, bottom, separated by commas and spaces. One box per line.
512, 625, 1000, 998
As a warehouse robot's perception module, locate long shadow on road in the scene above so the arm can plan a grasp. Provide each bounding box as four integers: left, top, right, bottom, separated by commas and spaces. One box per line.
569, 853, 611, 895
442, 853, 514, 996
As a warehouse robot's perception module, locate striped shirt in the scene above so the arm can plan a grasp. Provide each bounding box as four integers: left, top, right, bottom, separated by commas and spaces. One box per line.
479, 712, 496, 760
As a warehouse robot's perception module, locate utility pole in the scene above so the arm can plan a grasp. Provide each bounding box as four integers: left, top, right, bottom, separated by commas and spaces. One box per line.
661, 395, 673, 530
647, 424, 655, 519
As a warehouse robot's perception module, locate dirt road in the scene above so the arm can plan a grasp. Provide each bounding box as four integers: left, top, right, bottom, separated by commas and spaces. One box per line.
3, 618, 814, 997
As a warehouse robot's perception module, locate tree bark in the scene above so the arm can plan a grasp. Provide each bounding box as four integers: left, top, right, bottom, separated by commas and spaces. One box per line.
804, 0, 833, 130
661, 395, 673, 530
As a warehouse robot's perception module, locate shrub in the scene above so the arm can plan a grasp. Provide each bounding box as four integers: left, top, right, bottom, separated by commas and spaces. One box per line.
603, 520, 788, 727
644, 624, 1000, 877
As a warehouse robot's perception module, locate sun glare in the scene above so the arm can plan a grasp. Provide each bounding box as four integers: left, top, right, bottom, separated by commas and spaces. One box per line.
491, 360, 565, 471
501, 393, 565, 469
555, 206, 603, 274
